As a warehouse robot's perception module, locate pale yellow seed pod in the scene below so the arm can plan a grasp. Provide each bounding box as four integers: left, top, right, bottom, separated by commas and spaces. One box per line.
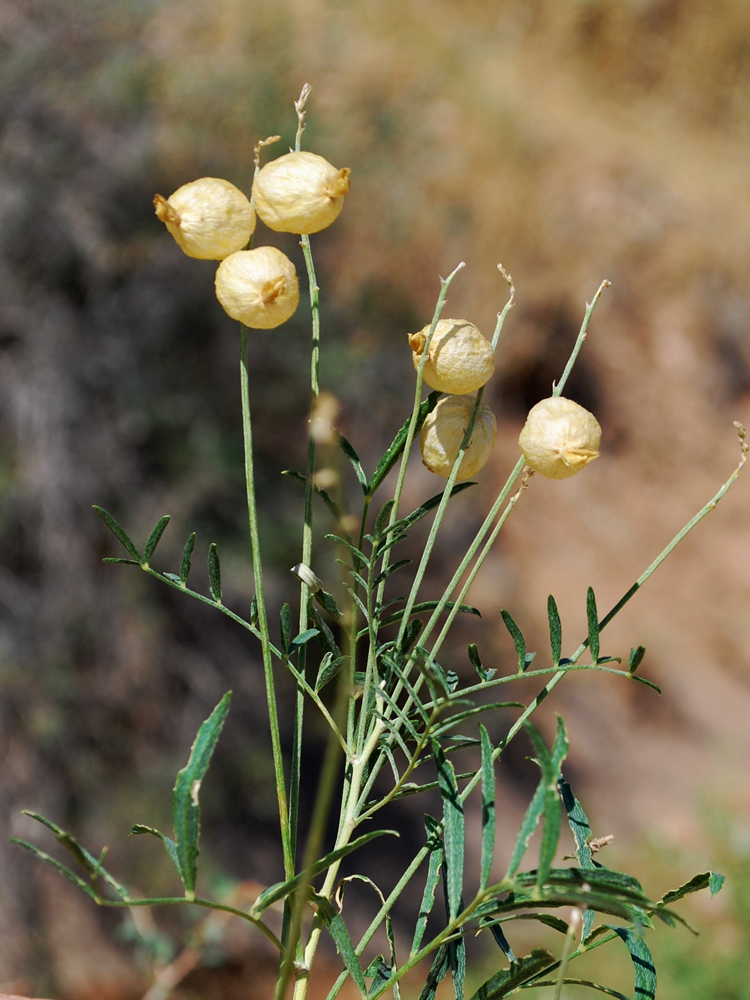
420, 394, 497, 481
518, 396, 601, 479
252, 151, 351, 234
215, 247, 299, 329
154, 177, 255, 260
409, 319, 494, 394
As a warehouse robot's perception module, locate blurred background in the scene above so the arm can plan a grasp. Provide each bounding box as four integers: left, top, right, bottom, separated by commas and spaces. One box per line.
2, 0, 750, 996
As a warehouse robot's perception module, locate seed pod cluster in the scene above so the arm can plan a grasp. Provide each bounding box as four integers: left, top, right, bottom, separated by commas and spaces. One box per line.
420, 395, 497, 481
409, 319, 494, 395
155, 150, 350, 329
518, 396, 601, 479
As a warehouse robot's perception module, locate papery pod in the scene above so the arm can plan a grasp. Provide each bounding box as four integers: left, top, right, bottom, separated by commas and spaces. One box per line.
420, 394, 497, 480
154, 177, 255, 260
519, 396, 601, 479
215, 247, 299, 329
409, 319, 494, 394
252, 151, 351, 234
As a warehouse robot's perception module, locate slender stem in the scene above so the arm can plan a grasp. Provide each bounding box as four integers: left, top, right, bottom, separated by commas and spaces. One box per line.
98, 895, 285, 954
554, 280, 610, 396
553, 910, 581, 1000
240, 326, 294, 879
289, 234, 322, 857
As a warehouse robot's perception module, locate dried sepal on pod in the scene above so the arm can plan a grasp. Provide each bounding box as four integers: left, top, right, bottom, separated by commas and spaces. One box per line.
252, 151, 351, 234
215, 247, 299, 329
420, 394, 497, 481
519, 396, 601, 479
409, 318, 494, 394
154, 177, 255, 260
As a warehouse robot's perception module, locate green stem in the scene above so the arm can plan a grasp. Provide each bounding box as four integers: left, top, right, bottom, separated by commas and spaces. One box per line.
240, 326, 294, 880
289, 234, 322, 856
98, 895, 285, 954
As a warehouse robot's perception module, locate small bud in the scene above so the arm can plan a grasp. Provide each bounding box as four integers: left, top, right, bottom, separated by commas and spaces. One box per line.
519, 396, 601, 479
420, 394, 497, 481
154, 177, 255, 260
409, 319, 494, 394
291, 563, 322, 593
215, 247, 299, 329
252, 151, 351, 234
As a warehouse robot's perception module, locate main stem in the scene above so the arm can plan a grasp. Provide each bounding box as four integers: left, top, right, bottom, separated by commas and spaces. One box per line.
240, 326, 294, 879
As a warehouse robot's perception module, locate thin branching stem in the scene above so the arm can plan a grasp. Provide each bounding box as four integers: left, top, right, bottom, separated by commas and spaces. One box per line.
240, 326, 293, 880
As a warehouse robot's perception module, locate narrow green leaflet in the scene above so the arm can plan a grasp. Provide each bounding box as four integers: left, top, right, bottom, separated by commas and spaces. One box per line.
709, 872, 726, 896
479, 726, 495, 891
180, 532, 196, 586
282, 469, 343, 522
366, 391, 442, 497
365, 957, 393, 1000
208, 543, 222, 603
313, 895, 368, 998
586, 587, 600, 664
315, 653, 346, 692
252, 830, 397, 913
310, 602, 342, 658
558, 777, 596, 940
130, 824, 183, 882
378, 601, 480, 629
143, 515, 171, 565
527, 721, 567, 888
501, 610, 535, 672
337, 432, 368, 493
432, 741, 464, 921
325, 534, 367, 564
610, 926, 656, 1000
468, 643, 495, 682
18, 812, 130, 900
506, 722, 567, 882
290, 629, 320, 655
172, 691, 232, 899
412, 816, 443, 955
315, 588, 344, 621
373, 499, 396, 540
93, 505, 142, 562
374, 559, 412, 587
11, 839, 99, 901
526, 980, 630, 999
485, 922, 516, 963
467, 950, 555, 1000
449, 931, 467, 1000
505, 781, 545, 881
385, 483, 476, 536
280, 603, 292, 655
661, 870, 725, 905
415, 944, 451, 1000
558, 779, 593, 868
628, 646, 646, 675
547, 595, 562, 666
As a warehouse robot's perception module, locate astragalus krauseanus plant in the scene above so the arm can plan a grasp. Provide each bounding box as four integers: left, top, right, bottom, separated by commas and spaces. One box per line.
13, 85, 747, 1000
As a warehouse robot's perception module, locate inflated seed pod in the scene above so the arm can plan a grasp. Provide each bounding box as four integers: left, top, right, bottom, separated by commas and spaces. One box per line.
518, 396, 601, 479
215, 247, 299, 329
154, 177, 255, 260
252, 151, 351, 234
420, 394, 497, 481
409, 318, 494, 394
